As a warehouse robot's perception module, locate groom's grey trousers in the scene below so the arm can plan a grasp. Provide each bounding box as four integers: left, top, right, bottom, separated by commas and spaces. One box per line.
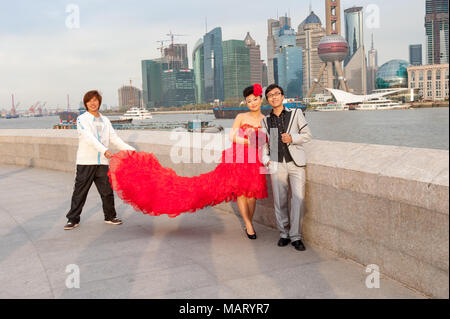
268, 160, 306, 241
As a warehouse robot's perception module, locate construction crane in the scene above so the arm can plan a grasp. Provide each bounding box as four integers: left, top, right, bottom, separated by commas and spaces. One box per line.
166, 31, 188, 69
36, 102, 43, 116
11, 94, 17, 116
40, 102, 47, 115
29, 101, 40, 115
166, 30, 188, 46
156, 40, 169, 58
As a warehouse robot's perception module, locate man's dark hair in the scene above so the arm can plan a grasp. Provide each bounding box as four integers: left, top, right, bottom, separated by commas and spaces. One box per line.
83, 90, 102, 110
265, 84, 284, 98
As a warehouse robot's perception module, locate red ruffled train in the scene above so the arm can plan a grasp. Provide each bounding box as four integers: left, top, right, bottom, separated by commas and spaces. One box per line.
108, 125, 268, 217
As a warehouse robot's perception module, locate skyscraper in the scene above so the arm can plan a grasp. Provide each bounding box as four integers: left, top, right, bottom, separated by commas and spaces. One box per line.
162, 69, 196, 107
367, 34, 378, 93
244, 32, 263, 85
267, 16, 292, 85
262, 62, 268, 87
222, 40, 251, 100
203, 27, 225, 102
192, 39, 205, 104
344, 6, 367, 94
296, 10, 334, 96
425, 0, 449, 64
141, 59, 167, 108
276, 23, 303, 98
409, 44, 423, 66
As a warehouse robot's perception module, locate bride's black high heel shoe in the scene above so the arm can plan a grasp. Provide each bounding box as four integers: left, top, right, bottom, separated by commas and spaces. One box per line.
244, 225, 257, 240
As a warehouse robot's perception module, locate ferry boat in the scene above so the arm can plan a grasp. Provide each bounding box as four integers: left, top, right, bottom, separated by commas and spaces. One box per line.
357, 98, 407, 111
314, 102, 346, 112
120, 107, 153, 123
54, 108, 132, 129
213, 99, 306, 119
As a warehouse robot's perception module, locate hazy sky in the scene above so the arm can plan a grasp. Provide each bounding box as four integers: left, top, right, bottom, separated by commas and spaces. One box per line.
0, 0, 426, 109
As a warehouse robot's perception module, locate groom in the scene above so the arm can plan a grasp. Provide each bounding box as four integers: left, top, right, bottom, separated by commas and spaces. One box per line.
260, 84, 312, 251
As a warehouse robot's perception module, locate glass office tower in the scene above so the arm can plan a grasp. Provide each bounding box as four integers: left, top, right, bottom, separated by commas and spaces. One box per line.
344, 7, 364, 66
192, 39, 205, 104
162, 69, 196, 107
222, 40, 251, 100
425, 0, 449, 64
141, 59, 167, 108
203, 27, 225, 102
409, 44, 423, 66
275, 24, 303, 98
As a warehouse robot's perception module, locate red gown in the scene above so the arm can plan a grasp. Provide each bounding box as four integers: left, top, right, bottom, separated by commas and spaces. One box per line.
108, 124, 268, 218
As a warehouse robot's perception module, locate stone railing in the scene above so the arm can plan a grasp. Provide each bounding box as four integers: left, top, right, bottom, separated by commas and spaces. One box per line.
0, 129, 448, 298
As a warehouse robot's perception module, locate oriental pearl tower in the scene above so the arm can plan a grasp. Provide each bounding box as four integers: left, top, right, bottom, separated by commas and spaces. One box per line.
306, 0, 350, 98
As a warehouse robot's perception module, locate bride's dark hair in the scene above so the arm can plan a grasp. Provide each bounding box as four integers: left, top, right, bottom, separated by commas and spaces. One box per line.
243, 84, 263, 98
243, 86, 255, 98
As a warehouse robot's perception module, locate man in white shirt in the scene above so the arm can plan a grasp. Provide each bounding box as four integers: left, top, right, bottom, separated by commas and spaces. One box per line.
64, 90, 136, 230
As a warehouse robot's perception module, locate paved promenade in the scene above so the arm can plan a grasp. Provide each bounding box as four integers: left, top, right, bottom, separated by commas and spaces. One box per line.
0, 164, 426, 299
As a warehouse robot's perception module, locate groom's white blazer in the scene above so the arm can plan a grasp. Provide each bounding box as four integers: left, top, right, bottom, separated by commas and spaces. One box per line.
260, 107, 312, 167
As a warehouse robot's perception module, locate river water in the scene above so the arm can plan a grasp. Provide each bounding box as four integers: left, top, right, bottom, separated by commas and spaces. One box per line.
1, 108, 448, 150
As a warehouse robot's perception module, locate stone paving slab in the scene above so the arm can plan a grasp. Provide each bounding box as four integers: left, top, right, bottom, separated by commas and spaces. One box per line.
0, 165, 426, 299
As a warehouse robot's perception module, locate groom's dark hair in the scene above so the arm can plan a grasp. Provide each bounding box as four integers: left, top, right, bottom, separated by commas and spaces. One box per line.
265, 84, 284, 98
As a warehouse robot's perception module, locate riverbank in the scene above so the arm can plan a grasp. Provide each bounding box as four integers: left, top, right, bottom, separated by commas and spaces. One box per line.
101, 109, 213, 116
409, 101, 449, 108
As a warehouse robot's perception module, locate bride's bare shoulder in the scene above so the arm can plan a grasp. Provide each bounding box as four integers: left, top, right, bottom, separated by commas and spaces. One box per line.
237, 112, 251, 120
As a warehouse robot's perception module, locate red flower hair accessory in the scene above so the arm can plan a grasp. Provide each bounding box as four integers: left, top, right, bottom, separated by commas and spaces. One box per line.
253, 83, 263, 97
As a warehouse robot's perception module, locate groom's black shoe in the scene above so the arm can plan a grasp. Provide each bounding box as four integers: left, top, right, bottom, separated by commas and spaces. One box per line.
105, 218, 123, 225
64, 221, 79, 230
292, 240, 306, 251
277, 238, 291, 247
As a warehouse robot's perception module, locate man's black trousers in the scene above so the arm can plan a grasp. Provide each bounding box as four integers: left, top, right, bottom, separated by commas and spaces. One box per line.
66, 165, 117, 223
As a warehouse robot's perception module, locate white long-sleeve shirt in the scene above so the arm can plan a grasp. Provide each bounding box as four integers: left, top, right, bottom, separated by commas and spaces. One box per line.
76, 111, 135, 165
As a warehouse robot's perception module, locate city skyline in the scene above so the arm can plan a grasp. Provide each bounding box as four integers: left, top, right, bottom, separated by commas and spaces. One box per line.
0, 0, 428, 108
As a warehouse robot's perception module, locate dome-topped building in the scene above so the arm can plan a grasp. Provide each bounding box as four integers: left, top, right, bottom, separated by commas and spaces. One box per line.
298, 11, 322, 32
376, 59, 410, 89
279, 23, 295, 36
296, 10, 334, 96
303, 11, 322, 25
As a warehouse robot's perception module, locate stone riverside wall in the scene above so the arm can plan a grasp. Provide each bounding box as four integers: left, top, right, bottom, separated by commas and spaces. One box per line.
0, 129, 448, 298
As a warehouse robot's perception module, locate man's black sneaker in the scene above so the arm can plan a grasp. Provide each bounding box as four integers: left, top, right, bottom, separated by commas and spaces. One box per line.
277, 238, 291, 247
104, 218, 123, 225
64, 221, 79, 230
292, 240, 306, 251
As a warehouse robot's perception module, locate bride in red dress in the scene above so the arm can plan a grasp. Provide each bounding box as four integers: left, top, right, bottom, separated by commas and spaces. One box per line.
108, 84, 268, 239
